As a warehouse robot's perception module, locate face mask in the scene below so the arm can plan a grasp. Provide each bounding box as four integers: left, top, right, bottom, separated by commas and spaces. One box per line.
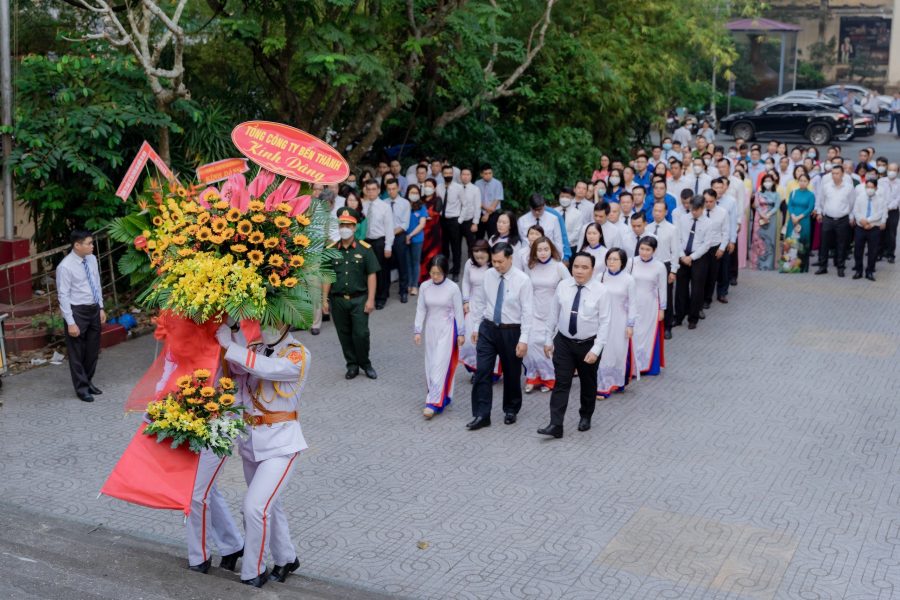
807, 151, 817, 159
320, 189, 335, 202
693, 165, 703, 175
339, 227, 354, 240
260, 327, 285, 345
889, 171, 898, 180
763, 182, 774, 190
662, 143, 672, 151
751, 159, 759, 165
866, 188, 876, 197
865, 174, 877, 182
424, 186, 435, 195
728, 152, 737, 159
609, 177, 621, 186
877, 166, 887, 174
347, 182, 357, 189
703, 159, 711, 167
559, 197, 572, 207
408, 193, 420, 202
597, 187, 606, 196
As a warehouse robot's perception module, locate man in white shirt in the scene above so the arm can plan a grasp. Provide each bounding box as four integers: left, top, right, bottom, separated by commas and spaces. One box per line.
437, 164, 465, 278
576, 201, 620, 251
666, 160, 690, 200
56, 229, 107, 402
618, 192, 636, 227
672, 122, 693, 147
476, 164, 504, 239
711, 177, 740, 302
559, 187, 584, 256
815, 165, 855, 277
879, 162, 900, 263
621, 211, 649, 257
852, 178, 886, 281
388, 160, 408, 196
468, 243, 534, 430
384, 178, 412, 302
701, 189, 730, 308
607, 202, 629, 243
518, 194, 564, 257
675, 195, 711, 329
361, 180, 395, 308
537, 252, 611, 438
649, 202, 680, 339
572, 180, 595, 224
458, 167, 482, 257
685, 158, 712, 197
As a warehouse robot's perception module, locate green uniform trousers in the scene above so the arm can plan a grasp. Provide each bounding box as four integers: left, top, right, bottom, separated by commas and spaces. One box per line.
330, 294, 372, 369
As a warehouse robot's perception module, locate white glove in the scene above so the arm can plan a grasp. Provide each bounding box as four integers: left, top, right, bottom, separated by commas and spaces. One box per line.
215, 324, 233, 349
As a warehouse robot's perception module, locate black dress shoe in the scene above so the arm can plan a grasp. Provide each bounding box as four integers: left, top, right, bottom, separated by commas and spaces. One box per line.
852, 271, 863, 280
375, 303, 385, 310
364, 366, 378, 379
838, 269, 845, 278
815, 267, 828, 275
400, 294, 408, 303
310, 328, 320, 335
717, 296, 728, 304
466, 416, 491, 430
88, 385, 103, 395
345, 366, 359, 380
78, 394, 95, 403
577, 417, 591, 432
269, 557, 300, 582
866, 272, 876, 281
242, 568, 268, 588
730, 278, 737, 286
322, 313, 331, 322
698, 310, 706, 320
219, 548, 243, 572
888, 257, 896, 264
664, 330, 672, 340
504, 413, 517, 425
189, 558, 211, 574
688, 322, 697, 330
702, 301, 711, 309
672, 320, 683, 328
537, 424, 563, 438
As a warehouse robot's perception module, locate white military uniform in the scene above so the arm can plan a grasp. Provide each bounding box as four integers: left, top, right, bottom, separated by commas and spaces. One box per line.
223, 333, 310, 582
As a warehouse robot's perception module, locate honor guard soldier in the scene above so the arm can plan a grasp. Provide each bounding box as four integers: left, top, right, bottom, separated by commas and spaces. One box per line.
322, 207, 380, 380
216, 323, 311, 588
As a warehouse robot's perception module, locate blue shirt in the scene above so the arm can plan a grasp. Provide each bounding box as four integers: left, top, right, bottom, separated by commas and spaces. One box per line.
652, 193, 678, 222
475, 178, 504, 209
544, 206, 572, 261
407, 206, 428, 244
633, 170, 652, 191
604, 189, 623, 204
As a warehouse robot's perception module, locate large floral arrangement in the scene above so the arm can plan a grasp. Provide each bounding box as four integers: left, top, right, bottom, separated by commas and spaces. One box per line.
110, 171, 335, 328
145, 368, 245, 457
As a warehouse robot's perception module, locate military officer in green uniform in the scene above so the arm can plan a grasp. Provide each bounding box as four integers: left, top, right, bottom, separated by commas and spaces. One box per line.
323, 207, 380, 380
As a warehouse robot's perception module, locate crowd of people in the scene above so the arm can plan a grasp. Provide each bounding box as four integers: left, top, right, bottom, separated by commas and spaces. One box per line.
309, 136, 898, 435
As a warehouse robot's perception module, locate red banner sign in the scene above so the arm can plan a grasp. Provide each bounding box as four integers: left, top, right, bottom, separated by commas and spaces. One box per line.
116, 141, 174, 200
197, 158, 250, 184
231, 121, 350, 185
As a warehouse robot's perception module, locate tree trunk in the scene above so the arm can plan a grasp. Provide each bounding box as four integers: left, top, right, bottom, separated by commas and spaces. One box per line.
157, 124, 171, 166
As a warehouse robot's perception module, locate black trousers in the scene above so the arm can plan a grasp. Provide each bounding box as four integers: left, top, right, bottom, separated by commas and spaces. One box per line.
472, 322, 522, 418
548, 333, 598, 426
366, 236, 388, 303
461, 219, 477, 262
478, 211, 500, 240
675, 255, 708, 325
853, 226, 881, 275
440, 216, 463, 276
716, 247, 733, 298
65, 304, 101, 397
663, 261, 674, 332
882, 208, 899, 259
729, 239, 739, 282
703, 247, 720, 304
819, 215, 850, 269
391, 233, 409, 293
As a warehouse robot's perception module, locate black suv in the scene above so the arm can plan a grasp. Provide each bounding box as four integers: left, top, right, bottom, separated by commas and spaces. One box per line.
720, 98, 854, 145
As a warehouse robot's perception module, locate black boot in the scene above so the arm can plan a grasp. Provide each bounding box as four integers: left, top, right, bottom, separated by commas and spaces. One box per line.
242, 568, 269, 588
269, 557, 300, 583
219, 547, 243, 572
188, 558, 211, 574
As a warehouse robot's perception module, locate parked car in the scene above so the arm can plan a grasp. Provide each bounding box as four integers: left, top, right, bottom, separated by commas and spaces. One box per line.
822, 84, 891, 119
853, 114, 876, 138
720, 98, 854, 145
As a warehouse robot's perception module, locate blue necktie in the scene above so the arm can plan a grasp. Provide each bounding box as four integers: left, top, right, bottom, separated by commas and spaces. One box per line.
685, 218, 697, 254
82, 258, 101, 305
493, 275, 505, 325
568, 285, 583, 335
866, 198, 872, 218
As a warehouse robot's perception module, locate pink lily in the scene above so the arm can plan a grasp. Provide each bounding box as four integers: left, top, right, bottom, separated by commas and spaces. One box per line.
197, 186, 218, 209
289, 195, 312, 217
264, 179, 301, 211
221, 174, 250, 213
248, 169, 276, 199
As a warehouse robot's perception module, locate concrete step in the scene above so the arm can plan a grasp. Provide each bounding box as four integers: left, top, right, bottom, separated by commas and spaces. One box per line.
0, 297, 53, 319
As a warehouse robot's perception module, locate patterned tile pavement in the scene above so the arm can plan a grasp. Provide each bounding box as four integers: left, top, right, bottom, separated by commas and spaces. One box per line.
0, 260, 898, 599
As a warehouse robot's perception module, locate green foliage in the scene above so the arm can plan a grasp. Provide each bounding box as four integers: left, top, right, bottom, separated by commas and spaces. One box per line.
10, 53, 177, 250
796, 61, 826, 89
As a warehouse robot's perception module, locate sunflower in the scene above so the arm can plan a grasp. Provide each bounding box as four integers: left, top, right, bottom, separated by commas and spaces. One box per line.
292, 234, 310, 247
209, 234, 225, 245
218, 377, 235, 390
200, 386, 216, 397
214, 200, 230, 210
282, 277, 298, 288
248, 231, 265, 244
268, 273, 282, 287
176, 186, 188, 198
247, 250, 265, 266
182, 386, 197, 396
289, 255, 305, 268
196, 227, 212, 241
197, 212, 210, 225
250, 213, 266, 224
187, 396, 205, 405
204, 402, 220, 412
219, 394, 235, 407
276, 203, 292, 213
146, 240, 157, 250
269, 254, 284, 267
222, 227, 235, 239
263, 237, 279, 249
193, 369, 211, 380
176, 375, 193, 387
185, 224, 199, 235
236, 220, 253, 236
178, 248, 195, 257
274, 216, 291, 229
172, 235, 187, 245
152, 216, 164, 226
230, 244, 248, 253
249, 200, 265, 212
211, 217, 228, 233
296, 214, 311, 226
225, 208, 242, 222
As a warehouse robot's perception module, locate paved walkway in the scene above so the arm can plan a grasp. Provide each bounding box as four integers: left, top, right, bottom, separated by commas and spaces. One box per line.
1, 259, 898, 599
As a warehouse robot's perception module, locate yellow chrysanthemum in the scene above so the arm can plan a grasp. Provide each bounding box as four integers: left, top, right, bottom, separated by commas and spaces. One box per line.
248, 231, 265, 244
236, 220, 253, 236
268, 273, 282, 287
211, 218, 228, 233
146, 240, 157, 250
247, 250, 264, 266
204, 402, 220, 412
214, 200, 229, 210
292, 234, 310, 247
276, 203, 292, 213
197, 212, 210, 225
274, 216, 291, 229
218, 377, 235, 390
231, 244, 248, 253
249, 200, 265, 212
263, 237, 279, 249
200, 386, 216, 397
250, 213, 266, 223
219, 394, 235, 406
269, 254, 284, 267
176, 375, 192, 387
296, 214, 311, 226
225, 208, 242, 222
193, 369, 211, 380
289, 255, 305, 268
282, 277, 298, 288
